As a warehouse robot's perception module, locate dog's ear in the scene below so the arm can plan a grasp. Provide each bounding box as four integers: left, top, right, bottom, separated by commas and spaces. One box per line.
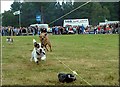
34, 42, 37, 47
39, 35, 42, 38
34, 42, 40, 48
41, 45, 44, 48
36, 44, 40, 48
33, 39, 36, 43
44, 33, 47, 36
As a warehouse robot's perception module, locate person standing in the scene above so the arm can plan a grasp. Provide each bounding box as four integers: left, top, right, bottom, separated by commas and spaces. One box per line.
81, 24, 85, 34
97, 26, 101, 34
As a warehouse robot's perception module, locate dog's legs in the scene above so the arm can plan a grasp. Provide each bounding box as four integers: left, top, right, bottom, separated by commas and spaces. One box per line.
30, 57, 33, 62
48, 44, 52, 52
45, 45, 49, 51
33, 53, 39, 64
31, 51, 34, 61
31, 52, 34, 62
40, 51, 46, 61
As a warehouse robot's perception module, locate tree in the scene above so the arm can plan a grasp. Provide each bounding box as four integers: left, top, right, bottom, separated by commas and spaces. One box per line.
31, 2, 51, 24
100, 2, 119, 21
2, 10, 18, 27
90, 2, 106, 25
2, 2, 119, 27
20, 2, 38, 26
102, 6, 110, 21
11, 2, 21, 12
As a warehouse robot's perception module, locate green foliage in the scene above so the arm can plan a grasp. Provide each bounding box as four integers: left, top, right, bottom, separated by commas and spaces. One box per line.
11, 2, 21, 12
2, 11, 18, 27
20, 2, 39, 26
2, 2, 119, 27
90, 2, 105, 25
100, 2, 119, 21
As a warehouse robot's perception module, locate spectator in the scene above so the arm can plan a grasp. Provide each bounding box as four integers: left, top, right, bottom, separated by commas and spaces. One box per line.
52, 26, 55, 35
97, 26, 101, 34
103, 25, 106, 34
73, 26, 76, 33
59, 26, 63, 35
81, 24, 85, 34
1, 22, 119, 36
94, 26, 97, 34
2, 27, 5, 36
55, 26, 59, 35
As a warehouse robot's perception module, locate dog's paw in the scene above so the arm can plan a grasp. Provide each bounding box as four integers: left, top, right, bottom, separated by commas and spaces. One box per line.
30, 58, 33, 62
36, 61, 39, 65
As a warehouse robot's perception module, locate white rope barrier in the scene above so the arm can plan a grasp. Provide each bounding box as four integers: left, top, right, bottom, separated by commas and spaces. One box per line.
56, 58, 92, 86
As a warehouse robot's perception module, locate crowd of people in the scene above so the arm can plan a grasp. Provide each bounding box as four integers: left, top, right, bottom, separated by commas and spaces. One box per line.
0, 26, 39, 36
51, 22, 120, 35
0, 22, 120, 36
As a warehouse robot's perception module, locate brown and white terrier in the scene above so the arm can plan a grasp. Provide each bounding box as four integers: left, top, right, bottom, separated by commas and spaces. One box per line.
39, 33, 52, 52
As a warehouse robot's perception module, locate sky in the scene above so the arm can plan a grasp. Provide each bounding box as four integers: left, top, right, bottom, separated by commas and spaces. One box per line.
1, 1, 14, 13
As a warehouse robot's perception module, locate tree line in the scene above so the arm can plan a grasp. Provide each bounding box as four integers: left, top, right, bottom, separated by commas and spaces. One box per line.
2, 2, 120, 27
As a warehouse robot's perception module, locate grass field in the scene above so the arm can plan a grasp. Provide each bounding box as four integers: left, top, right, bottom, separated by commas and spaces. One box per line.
1, 34, 119, 86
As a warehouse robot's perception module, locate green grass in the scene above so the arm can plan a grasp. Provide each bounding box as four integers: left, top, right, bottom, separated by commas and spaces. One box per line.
2, 34, 119, 86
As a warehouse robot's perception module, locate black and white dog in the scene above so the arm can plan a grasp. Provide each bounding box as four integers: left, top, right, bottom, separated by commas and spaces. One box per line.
30, 39, 46, 64
58, 72, 76, 83
6, 37, 14, 44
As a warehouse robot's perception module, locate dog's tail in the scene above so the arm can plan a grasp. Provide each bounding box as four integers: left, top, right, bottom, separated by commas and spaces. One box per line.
33, 39, 36, 44
33, 39, 37, 48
